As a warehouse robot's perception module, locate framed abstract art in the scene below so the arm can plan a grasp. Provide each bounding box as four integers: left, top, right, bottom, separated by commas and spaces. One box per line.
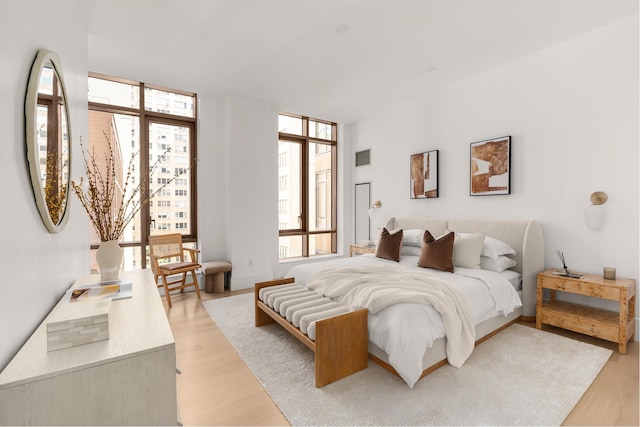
410, 150, 439, 199
470, 136, 511, 196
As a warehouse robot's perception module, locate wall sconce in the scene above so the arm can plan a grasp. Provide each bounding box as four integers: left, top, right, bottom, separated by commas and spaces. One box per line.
585, 191, 607, 229
368, 200, 382, 220
368, 200, 384, 239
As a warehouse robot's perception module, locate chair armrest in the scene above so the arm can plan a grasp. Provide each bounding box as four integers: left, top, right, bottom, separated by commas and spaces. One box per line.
184, 247, 200, 263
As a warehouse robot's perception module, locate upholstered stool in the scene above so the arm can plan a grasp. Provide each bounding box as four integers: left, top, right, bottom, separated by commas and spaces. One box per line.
201, 261, 232, 293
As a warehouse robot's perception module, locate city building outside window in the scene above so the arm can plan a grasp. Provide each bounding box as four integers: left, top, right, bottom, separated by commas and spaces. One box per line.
278, 112, 337, 259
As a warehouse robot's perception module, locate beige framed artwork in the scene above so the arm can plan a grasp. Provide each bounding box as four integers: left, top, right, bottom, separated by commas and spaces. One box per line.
470, 136, 511, 196
410, 149, 439, 199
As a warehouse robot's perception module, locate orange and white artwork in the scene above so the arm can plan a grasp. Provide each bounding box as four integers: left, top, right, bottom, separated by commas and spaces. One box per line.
470, 136, 510, 195
410, 149, 438, 199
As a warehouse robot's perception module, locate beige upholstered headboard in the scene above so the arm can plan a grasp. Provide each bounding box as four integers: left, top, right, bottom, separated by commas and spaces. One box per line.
384, 217, 545, 319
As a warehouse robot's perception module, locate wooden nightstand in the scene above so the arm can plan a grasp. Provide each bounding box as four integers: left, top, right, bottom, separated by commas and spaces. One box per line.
349, 244, 375, 257
536, 269, 636, 354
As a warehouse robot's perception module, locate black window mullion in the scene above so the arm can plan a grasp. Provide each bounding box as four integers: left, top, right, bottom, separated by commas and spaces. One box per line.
140, 83, 150, 269
331, 142, 337, 253
301, 130, 309, 257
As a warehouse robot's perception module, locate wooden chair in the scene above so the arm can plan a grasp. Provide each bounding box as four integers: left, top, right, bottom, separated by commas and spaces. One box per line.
148, 233, 202, 308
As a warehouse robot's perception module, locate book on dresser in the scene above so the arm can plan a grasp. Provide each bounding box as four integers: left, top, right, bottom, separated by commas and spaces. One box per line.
62, 279, 133, 303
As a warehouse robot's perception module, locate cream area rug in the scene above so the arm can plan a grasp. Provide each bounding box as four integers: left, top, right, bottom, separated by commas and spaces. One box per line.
203, 293, 612, 426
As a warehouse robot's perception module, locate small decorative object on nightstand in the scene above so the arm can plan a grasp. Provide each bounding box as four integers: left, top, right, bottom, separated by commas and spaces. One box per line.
349, 244, 375, 257
552, 250, 583, 278
537, 269, 636, 354
603, 267, 616, 280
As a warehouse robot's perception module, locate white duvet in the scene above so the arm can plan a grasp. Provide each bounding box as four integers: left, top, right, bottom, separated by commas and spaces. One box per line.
285, 254, 522, 388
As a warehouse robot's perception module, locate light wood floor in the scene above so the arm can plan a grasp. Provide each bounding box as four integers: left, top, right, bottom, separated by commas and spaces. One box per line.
164, 289, 639, 426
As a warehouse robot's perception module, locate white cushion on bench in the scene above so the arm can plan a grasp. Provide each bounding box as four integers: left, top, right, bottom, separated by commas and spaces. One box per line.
285, 297, 333, 322
292, 301, 341, 328
278, 294, 322, 316
304, 306, 351, 340
266, 287, 309, 307
259, 283, 300, 301
259, 282, 355, 341
273, 289, 316, 312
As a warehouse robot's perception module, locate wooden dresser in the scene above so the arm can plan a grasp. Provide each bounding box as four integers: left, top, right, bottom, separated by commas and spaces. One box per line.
536, 269, 636, 354
0, 270, 177, 425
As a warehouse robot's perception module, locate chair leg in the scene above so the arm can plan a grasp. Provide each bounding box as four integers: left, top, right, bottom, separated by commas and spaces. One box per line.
191, 270, 201, 299
180, 272, 187, 294
162, 274, 172, 308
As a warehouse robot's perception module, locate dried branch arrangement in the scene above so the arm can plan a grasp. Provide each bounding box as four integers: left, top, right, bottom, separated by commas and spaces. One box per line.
71, 132, 184, 242
44, 150, 68, 224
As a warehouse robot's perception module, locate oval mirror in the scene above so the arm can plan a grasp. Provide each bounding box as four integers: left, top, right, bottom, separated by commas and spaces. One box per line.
25, 50, 72, 233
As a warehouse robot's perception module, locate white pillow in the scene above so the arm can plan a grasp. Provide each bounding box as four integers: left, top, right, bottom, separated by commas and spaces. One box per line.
402, 229, 424, 247
482, 236, 516, 260
480, 255, 517, 272
450, 232, 485, 269
400, 245, 422, 257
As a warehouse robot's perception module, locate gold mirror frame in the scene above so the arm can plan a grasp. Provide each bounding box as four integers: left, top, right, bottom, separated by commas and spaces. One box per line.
25, 50, 72, 233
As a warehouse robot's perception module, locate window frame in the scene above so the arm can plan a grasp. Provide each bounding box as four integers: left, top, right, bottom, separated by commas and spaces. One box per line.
88, 72, 198, 269
278, 113, 337, 259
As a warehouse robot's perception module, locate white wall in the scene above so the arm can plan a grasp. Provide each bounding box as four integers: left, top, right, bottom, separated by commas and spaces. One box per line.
224, 95, 279, 288
195, 93, 227, 262
350, 16, 639, 325
0, 0, 91, 368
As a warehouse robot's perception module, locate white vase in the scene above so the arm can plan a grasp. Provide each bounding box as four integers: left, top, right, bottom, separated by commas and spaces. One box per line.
96, 240, 124, 281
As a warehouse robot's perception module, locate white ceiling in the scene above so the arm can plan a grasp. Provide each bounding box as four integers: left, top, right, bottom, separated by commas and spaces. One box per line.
87, 0, 638, 123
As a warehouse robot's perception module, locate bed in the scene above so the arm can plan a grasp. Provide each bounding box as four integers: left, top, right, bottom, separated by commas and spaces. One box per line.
258, 217, 544, 388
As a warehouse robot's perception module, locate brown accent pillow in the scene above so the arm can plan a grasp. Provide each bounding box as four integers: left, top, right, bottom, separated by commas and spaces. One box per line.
375, 228, 403, 262
418, 230, 454, 272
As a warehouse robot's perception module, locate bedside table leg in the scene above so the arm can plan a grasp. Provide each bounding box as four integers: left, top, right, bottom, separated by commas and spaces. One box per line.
536, 280, 542, 329
618, 341, 627, 354
618, 288, 628, 355
629, 294, 636, 339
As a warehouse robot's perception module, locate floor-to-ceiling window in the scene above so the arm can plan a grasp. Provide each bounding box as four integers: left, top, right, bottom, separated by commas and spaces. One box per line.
278, 113, 337, 259
87, 73, 197, 272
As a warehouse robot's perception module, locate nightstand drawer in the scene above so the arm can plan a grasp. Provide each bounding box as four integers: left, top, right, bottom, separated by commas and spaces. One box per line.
538, 275, 621, 300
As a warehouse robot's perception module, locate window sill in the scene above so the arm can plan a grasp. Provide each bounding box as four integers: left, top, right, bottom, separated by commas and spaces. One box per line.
278, 252, 344, 264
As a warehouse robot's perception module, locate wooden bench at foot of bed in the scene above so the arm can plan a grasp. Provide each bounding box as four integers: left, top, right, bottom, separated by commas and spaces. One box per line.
254, 278, 368, 387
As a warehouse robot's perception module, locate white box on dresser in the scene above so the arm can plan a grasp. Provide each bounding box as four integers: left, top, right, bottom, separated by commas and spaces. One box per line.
0, 270, 177, 426
46, 298, 111, 351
